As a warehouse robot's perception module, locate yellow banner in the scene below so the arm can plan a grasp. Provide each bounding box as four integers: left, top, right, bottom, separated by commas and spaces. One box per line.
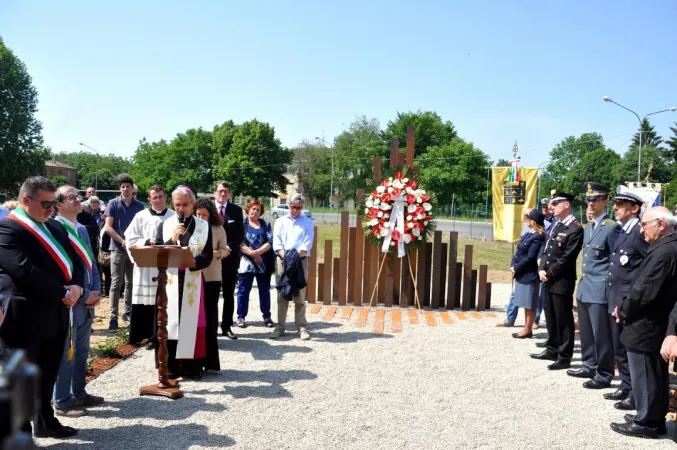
492, 167, 538, 243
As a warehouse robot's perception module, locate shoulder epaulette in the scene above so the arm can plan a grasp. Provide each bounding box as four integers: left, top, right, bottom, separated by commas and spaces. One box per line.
571, 220, 582, 228
602, 219, 616, 226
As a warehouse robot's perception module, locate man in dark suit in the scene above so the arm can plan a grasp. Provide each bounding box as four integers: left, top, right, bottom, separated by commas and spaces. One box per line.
611, 206, 677, 439
531, 191, 584, 370
213, 181, 244, 339
604, 186, 647, 410
567, 183, 619, 389
0, 176, 84, 438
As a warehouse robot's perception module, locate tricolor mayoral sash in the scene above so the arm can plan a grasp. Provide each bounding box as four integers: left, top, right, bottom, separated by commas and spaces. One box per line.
162, 214, 208, 359
8, 208, 74, 282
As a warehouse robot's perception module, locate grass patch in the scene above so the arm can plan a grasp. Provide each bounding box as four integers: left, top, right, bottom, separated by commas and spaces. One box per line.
95, 338, 121, 358
314, 224, 513, 272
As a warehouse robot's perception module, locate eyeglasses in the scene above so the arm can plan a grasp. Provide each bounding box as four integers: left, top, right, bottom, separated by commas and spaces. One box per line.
640, 218, 660, 229
174, 202, 191, 208
289, 206, 302, 210
28, 197, 58, 210
63, 195, 82, 202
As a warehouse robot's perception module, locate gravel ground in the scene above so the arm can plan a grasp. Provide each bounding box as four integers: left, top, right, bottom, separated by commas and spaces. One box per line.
39, 283, 674, 449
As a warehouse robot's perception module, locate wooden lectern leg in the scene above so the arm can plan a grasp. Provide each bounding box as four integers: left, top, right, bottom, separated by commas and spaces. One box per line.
140, 267, 183, 400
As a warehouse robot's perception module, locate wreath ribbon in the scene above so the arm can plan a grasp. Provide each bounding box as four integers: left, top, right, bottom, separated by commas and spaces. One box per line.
381, 193, 406, 258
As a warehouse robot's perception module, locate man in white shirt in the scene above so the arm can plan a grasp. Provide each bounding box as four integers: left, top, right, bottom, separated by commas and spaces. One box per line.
272, 193, 314, 340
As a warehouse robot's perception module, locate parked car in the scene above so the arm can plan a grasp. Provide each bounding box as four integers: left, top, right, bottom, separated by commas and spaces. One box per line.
270, 204, 313, 219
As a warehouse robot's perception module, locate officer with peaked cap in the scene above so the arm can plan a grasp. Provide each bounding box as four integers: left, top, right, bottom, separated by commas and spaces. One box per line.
604, 186, 648, 410
567, 183, 620, 388
530, 191, 584, 369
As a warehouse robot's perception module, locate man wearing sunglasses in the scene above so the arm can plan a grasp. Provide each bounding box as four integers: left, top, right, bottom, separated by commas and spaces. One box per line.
0, 176, 85, 439
611, 206, 677, 439
531, 191, 584, 370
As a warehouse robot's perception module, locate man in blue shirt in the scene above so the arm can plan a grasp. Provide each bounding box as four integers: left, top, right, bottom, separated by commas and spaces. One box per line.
0, 204, 9, 221
103, 173, 144, 331
272, 193, 314, 340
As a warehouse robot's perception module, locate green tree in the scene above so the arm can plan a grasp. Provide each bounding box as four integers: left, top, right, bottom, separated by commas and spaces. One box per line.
495, 158, 511, 166
561, 148, 622, 201
332, 116, 389, 201
615, 146, 671, 184
212, 119, 292, 198
132, 127, 214, 194
293, 141, 332, 206
212, 120, 237, 161
382, 110, 457, 157
417, 138, 491, 205
539, 133, 607, 196
629, 118, 663, 151
49, 151, 132, 189
665, 122, 677, 164
0, 37, 49, 196
50, 175, 69, 187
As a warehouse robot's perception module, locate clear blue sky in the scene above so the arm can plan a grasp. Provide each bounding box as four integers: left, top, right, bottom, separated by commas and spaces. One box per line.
2, 0, 676, 167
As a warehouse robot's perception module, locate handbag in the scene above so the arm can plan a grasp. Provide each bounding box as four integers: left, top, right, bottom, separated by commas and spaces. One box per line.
244, 219, 276, 276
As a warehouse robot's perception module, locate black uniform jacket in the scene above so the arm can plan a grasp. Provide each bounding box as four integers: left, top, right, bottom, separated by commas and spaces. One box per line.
538, 216, 584, 295
619, 233, 677, 353
607, 218, 648, 314
220, 202, 244, 272
0, 217, 84, 348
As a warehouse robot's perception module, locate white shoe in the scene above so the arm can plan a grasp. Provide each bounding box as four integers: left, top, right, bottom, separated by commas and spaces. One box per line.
299, 328, 311, 341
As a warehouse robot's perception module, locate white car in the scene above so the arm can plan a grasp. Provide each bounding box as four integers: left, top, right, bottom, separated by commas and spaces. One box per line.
270, 204, 313, 219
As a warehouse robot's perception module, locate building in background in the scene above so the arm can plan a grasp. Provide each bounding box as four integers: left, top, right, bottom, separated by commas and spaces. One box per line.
44, 159, 77, 186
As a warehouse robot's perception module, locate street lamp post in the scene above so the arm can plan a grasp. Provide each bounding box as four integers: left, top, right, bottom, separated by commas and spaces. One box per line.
602, 97, 677, 182
79, 142, 100, 190
314, 137, 334, 208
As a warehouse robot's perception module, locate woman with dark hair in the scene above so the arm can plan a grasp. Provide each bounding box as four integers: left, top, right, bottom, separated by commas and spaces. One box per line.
236, 199, 275, 328
193, 198, 228, 372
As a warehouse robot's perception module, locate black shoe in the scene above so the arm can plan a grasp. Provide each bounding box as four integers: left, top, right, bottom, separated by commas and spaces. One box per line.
34, 425, 78, 439
566, 368, 594, 379
145, 341, 154, 350
547, 359, 571, 370
604, 389, 630, 401
223, 329, 238, 340
512, 332, 533, 339
610, 421, 657, 439
530, 350, 558, 361
614, 397, 636, 411
583, 379, 610, 389
535, 341, 548, 348
624, 415, 667, 435
108, 319, 118, 333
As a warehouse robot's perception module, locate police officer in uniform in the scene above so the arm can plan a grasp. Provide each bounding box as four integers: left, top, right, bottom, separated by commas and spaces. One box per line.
531, 191, 584, 369
567, 183, 619, 388
604, 186, 647, 410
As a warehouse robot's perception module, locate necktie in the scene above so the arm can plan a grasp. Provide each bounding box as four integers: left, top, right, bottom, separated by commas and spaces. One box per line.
219, 206, 225, 223
591, 222, 596, 231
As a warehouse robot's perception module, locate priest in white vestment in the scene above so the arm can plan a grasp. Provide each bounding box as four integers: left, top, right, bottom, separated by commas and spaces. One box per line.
155, 186, 213, 379
125, 185, 175, 346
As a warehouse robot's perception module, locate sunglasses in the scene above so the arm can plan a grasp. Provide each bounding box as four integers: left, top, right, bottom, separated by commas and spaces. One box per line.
29, 197, 58, 210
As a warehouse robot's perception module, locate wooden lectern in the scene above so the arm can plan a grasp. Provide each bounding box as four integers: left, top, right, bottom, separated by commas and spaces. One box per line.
129, 245, 195, 400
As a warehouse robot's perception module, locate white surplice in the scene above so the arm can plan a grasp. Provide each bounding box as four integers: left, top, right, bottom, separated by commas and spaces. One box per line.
162, 214, 208, 359
126, 208, 176, 305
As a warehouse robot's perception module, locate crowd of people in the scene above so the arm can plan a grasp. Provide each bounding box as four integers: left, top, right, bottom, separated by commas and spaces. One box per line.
0, 174, 314, 442
503, 182, 677, 439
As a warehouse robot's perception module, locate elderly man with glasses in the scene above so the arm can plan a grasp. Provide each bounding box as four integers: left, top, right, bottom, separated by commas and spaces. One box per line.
611, 206, 677, 439
52, 186, 104, 418
271, 193, 314, 340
